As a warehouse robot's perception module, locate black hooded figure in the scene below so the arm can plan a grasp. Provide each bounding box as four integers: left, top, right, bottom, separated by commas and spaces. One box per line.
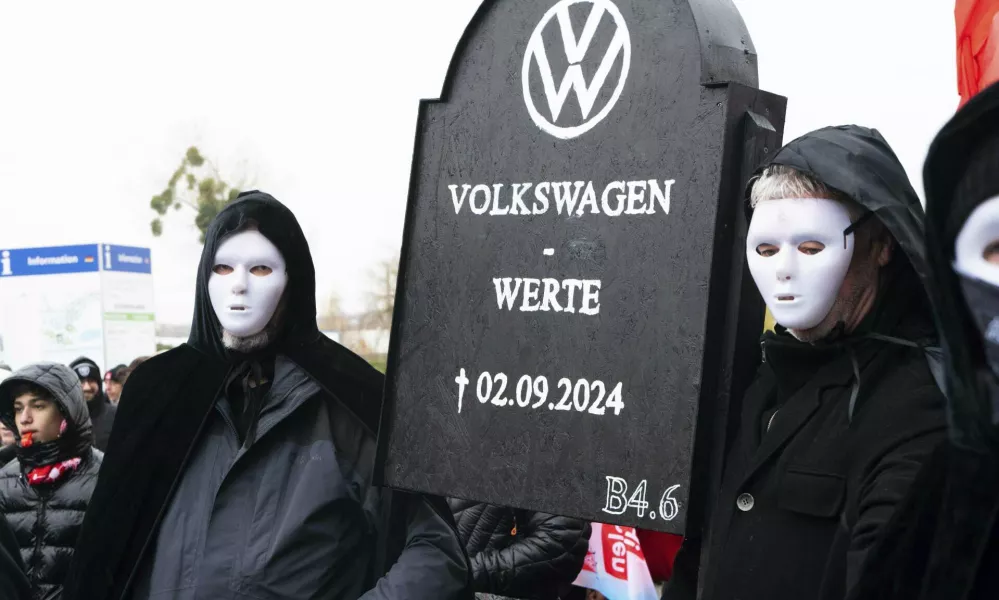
847, 82, 999, 600
664, 126, 947, 600
62, 192, 471, 600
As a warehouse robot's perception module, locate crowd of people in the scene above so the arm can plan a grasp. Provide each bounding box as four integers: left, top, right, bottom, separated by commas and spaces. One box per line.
4, 76, 999, 600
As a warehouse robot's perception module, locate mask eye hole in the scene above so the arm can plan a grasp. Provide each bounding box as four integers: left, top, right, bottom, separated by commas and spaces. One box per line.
798, 241, 825, 255
249, 265, 273, 276
213, 264, 234, 275
756, 244, 779, 257
984, 241, 999, 265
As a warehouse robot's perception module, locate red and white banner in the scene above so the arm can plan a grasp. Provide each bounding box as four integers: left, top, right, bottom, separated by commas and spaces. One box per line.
573, 523, 659, 600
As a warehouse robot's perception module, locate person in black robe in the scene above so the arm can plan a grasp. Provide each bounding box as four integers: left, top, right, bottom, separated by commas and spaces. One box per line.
61, 191, 471, 600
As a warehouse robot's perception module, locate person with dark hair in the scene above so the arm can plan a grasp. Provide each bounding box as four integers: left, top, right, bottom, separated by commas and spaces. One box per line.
0, 362, 103, 599
63, 191, 471, 600
104, 365, 129, 405
68, 357, 116, 451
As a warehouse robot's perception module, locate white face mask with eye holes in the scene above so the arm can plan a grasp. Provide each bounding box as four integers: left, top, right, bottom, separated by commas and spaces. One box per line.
954, 196, 999, 286
747, 198, 856, 331
208, 230, 289, 338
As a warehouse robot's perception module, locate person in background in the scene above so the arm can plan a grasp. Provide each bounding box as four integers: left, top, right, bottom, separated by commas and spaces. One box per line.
0, 362, 103, 599
665, 126, 947, 600
104, 365, 129, 405
0, 424, 18, 469
67, 357, 116, 451
449, 499, 590, 600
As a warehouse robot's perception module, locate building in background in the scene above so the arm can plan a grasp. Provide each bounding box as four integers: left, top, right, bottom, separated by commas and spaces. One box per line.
0, 244, 155, 370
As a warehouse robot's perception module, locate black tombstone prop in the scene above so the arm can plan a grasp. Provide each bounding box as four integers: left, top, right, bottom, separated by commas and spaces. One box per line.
376, 0, 786, 539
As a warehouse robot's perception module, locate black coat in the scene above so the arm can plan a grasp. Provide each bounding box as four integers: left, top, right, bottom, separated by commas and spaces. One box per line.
666, 125, 947, 600
85, 394, 116, 452
846, 80, 999, 600
448, 500, 590, 599
61, 192, 472, 600
0, 513, 30, 600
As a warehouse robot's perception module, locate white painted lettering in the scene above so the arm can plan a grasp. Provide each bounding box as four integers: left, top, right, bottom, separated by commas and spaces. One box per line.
470, 184, 491, 215
553, 181, 583, 215
448, 184, 471, 214
520, 278, 541, 312
580, 280, 602, 315
533, 182, 550, 214
511, 183, 532, 215
541, 278, 563, 312
625, 180, 647, 214
647, 179, 675, 215
601, 181, 626, 216
493, 278, 523, 310
488, 183, 509, 215
575, 181, 599, 216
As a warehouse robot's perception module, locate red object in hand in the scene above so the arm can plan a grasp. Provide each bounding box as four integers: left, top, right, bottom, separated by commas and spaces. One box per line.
958, 0, 999, 106
635, 530, 683, 582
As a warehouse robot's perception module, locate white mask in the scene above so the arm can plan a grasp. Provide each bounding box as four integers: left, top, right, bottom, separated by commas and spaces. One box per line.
208, 230, 288, 339
954, 196, 999, 287
747, 198, 856, 330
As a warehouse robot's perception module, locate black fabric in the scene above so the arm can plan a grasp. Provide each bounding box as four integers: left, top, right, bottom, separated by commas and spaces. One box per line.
846, 81, 999, 600
70, 355, 116, 452
745, 125, 929, 286
665, 125, 946, 600
61, 192, 470, 600
0, 511, 30, 600
448, 500, 590, 600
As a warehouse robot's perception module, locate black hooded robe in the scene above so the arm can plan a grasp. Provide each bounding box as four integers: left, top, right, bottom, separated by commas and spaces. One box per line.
664, 126, 947, 600
846, 81, 999, 600
61, 192, 471, 600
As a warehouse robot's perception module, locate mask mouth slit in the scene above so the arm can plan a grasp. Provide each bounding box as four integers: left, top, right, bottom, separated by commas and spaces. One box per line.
777, 295, 795, 302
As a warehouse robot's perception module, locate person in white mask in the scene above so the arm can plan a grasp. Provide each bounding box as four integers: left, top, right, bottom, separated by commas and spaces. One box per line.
63, 192, 472, 600
665, 126, 946, 600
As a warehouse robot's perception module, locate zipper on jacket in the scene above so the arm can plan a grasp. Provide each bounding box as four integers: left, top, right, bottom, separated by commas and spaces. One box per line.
120, 381, 225, 597
761, 340, 767, 363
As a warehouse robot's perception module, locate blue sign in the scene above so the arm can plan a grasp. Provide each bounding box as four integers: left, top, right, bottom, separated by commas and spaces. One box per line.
102, 245, 152, 274
0, 245, 100, 278
0, 244, 152, 278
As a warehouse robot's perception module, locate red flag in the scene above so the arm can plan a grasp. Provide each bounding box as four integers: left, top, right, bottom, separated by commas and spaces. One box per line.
957, 0, 999, 106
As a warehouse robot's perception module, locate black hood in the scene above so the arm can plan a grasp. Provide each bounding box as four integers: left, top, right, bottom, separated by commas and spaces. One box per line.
69, 356, 103, 396
923, 81, 999, 451
188, 190, 321, 360
749, 125, 930, 289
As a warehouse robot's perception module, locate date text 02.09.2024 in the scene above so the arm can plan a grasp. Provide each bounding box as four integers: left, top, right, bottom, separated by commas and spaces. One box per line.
453, 369, 625, 416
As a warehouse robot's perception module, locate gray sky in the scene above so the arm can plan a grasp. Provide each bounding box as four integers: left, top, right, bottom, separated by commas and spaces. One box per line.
0, 1, 957, 326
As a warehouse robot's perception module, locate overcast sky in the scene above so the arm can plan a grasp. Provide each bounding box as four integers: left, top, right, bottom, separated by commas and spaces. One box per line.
0, 1, 957, 326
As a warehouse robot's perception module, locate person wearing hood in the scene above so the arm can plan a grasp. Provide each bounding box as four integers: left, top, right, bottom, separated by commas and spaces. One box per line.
663, 126, 947, 600
0, 362, 104, 599
61, 191, 471, 600
68, 357, 116, 451
845, 82, 999, 600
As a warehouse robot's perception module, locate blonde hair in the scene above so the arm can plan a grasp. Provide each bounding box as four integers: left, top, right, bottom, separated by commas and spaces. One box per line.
750, 165, 863, 220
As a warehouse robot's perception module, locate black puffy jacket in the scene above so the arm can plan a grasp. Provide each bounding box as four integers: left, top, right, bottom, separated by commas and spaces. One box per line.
449, 500, 590, 600
0, 362, 103, 599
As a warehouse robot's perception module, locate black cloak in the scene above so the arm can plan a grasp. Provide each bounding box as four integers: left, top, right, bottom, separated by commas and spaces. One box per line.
846, 82, 999, 600
62, 192, 469, 600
